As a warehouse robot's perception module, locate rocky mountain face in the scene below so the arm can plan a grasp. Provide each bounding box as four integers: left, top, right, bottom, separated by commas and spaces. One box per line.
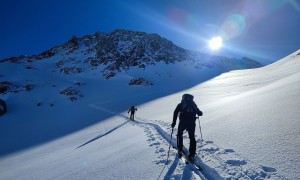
94, 30, 190, 71
0, 29, 262, 92
1, 29, 261, 74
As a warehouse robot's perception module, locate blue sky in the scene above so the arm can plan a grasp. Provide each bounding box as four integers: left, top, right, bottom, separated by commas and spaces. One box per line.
1, 0, 300, 64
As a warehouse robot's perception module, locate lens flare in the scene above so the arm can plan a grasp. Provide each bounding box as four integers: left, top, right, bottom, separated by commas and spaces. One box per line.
289, 0, 300, 12
220, 14, 246, 40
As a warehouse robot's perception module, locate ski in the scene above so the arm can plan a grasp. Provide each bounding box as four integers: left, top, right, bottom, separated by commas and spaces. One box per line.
178, 151, 202, 171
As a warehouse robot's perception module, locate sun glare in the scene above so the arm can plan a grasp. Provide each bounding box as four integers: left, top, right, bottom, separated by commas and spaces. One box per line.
209, 36, 223, 50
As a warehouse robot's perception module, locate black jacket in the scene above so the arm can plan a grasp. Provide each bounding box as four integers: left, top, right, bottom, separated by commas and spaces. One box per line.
128, 107, 137, 114
173, 103, 202, 125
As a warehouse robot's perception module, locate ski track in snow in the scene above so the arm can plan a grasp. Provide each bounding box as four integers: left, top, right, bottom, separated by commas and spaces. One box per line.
90, 105, 285, 180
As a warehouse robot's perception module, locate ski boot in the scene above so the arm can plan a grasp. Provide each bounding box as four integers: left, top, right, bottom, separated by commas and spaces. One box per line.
188, 153, 196, 163
178, 147, 183, 158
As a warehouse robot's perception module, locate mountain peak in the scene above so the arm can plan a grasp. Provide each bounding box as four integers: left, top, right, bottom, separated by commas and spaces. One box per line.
0, 29, 262, 80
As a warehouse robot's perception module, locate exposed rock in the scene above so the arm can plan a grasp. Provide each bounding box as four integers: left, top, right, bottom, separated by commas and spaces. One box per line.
1, 55, 29, 64
95, 30, 190, 76
56, 60, 64, 68
59, 87, 83, 101
74, 82, 85, 87
0, 81, 34, 94
0, 84, 8, 94
62, 35, 79, 53
0, 29, 263, 82
0, 99, 7, 116
60, 67, 82, 75
25, 84, 34, 91
0, 81, 16, 94
102, 71, 116, 79
84, 57, 101, 69
34, 49, 56, 60
128, 78, 153, 86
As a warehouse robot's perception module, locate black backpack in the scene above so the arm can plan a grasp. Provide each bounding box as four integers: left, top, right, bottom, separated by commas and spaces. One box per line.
180, 94, 197, 114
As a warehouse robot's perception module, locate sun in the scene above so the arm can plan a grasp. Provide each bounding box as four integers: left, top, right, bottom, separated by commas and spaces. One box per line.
208, 36, 223, 50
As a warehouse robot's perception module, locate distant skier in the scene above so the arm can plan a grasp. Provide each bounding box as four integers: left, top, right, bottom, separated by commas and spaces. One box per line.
128, 106, 137, 120
171, 94, 203, 159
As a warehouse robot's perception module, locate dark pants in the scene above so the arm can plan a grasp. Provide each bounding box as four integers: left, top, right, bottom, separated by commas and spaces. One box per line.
130, 113, 135, 120
177, 122, 196, 156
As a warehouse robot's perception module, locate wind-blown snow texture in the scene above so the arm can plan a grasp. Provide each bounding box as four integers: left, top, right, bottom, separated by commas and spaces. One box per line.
1, 30, 298, 179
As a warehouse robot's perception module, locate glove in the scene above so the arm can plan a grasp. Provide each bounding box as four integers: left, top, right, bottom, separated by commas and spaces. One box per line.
199, 111, 203, 116
171, 122, 176, 128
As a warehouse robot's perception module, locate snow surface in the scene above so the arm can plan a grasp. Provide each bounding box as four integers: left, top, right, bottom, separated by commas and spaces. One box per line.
1, 49, 300, 179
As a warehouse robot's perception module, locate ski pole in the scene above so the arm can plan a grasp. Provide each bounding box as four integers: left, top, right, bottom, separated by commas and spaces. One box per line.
197, 116, 203, 140
166, 127, 174, 165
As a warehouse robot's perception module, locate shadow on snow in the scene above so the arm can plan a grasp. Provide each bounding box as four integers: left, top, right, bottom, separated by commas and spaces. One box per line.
0, 71, 224, 157
76, 120, 130, 149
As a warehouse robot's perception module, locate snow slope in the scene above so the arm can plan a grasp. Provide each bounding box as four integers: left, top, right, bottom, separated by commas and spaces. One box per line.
139, 49, 300, 179
0, 38, 299, 179
0, 30, 261, 158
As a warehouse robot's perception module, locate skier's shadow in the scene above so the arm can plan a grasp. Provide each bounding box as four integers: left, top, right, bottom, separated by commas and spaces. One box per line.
161, 155, 193, 180
181, 165, 193, 180
162, 155, 180, 180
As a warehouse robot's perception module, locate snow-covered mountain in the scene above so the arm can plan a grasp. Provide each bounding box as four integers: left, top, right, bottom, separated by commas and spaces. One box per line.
0, 29, 261, 156
2, 30, 298, 179
1, 29, 261, 80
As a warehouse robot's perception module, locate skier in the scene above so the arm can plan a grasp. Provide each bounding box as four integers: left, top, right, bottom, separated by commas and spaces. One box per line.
128, 106, 137, 120
171, 94, 203, 160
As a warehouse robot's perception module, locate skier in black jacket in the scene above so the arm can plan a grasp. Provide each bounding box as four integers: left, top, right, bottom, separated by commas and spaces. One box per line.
128, 106, 137, 120
171, 94, 203, 158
